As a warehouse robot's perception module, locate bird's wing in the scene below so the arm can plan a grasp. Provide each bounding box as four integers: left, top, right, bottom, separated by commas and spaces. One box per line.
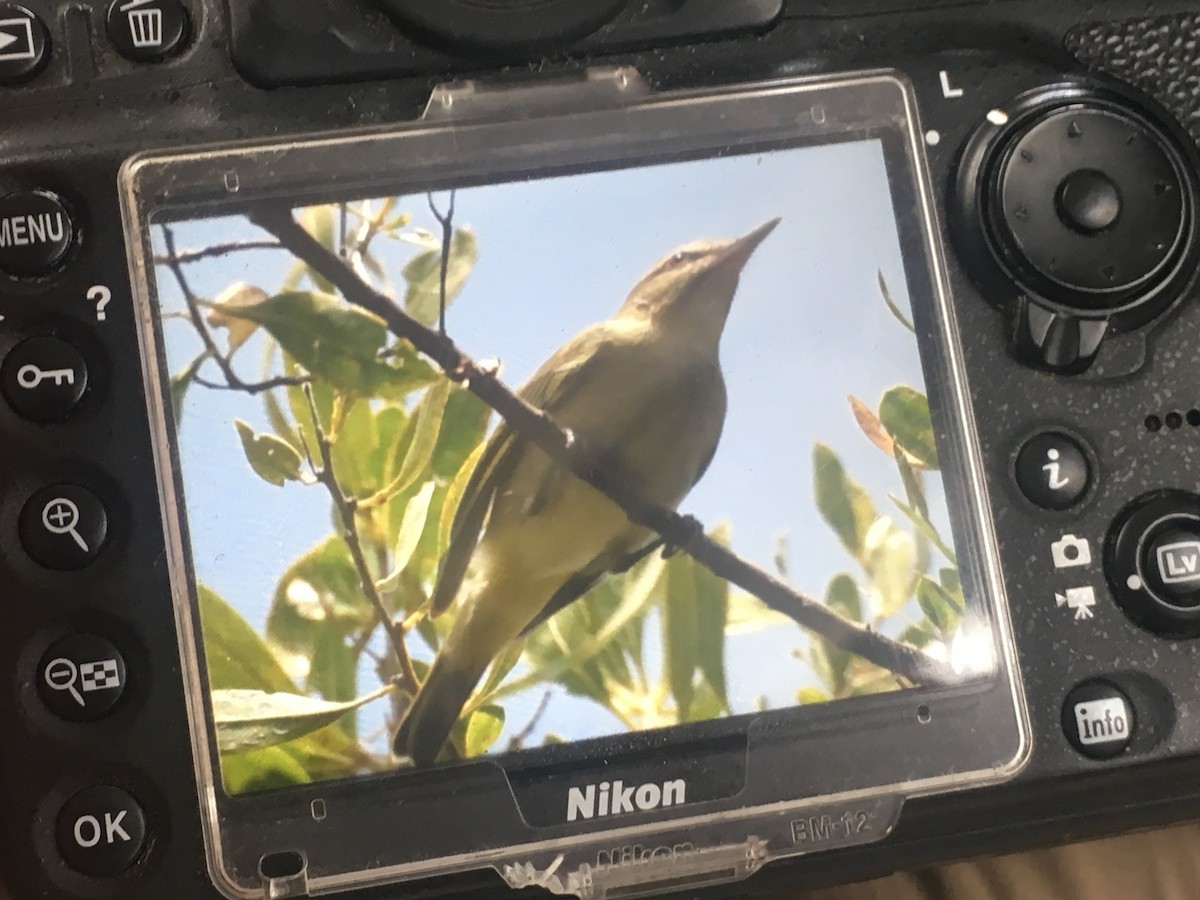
429, 323, 627, 616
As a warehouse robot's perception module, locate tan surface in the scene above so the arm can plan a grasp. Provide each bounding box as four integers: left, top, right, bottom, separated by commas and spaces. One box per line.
796, 823, 1200, 900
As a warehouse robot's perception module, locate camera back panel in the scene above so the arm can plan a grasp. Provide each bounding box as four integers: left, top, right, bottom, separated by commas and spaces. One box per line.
3, 2, 1200, 899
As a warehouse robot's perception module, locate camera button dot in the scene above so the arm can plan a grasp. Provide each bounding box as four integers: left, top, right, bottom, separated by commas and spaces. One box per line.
1063, 679, 1135, 760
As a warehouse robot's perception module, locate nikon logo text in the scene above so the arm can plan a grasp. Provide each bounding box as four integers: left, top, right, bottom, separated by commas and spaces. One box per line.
566, 779, 686, 822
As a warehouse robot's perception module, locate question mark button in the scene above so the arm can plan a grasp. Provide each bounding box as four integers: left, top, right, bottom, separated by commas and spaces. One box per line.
1, 336, 88, 422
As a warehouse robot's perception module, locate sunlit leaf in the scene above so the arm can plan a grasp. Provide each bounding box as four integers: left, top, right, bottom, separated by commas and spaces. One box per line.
377, 481, 438, 594
879, 386, 938, 470
813, 442, 879, 559
206, 282, 268, 353
796, 687, 831, 705
220, 744, 313, 794
849, 395, 896, 457
663, 556, 699, 720
726, 591, 793, 634
889, 494, 957, 565
463, 705, 505, 758
387, 379, 452, 499
864, 516, 918, 618
309, 631, 359, 738
694, 525, 730, 710
235, 419, 303, 487
432, 386, 492, 480
403, 228, 479, 327
213, 683, 394, 753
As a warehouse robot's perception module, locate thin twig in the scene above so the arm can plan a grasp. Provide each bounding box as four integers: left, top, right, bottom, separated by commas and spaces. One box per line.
154, 239, 282, 265
161, 227, 313, 397
508, 691, 553, 752
428, 191, 456, 335
193, 374, 311, 394
302, 384, 421, 697
249, 206, 959, 689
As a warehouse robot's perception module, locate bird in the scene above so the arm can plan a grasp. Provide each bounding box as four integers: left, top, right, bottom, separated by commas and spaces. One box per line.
394, 218, 781, 766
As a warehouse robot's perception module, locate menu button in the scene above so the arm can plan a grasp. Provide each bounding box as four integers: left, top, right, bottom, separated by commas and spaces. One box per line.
0, 189, 74, 277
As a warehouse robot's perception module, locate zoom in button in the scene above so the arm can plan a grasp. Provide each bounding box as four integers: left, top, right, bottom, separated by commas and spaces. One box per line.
18, 484, 108, 570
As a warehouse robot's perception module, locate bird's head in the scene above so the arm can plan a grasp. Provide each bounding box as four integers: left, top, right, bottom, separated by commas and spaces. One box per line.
618, 218, 781, 343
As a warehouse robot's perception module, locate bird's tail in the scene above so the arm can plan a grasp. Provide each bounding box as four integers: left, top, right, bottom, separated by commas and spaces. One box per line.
394, 650, 488, 767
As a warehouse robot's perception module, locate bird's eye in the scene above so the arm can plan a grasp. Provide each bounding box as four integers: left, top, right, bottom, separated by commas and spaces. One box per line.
671, 252, 685, 264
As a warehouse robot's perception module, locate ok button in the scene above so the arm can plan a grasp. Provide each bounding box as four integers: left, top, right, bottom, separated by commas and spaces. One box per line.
55, 786, 147, 876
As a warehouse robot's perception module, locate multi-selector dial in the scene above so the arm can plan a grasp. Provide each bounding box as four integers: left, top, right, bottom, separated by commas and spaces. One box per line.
964, 90, 1199, 373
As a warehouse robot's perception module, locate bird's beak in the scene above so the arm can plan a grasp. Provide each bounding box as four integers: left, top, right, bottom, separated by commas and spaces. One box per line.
716, 217, 782, 272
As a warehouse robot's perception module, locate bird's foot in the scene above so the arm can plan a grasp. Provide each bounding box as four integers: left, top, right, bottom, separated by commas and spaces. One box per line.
663, 515, 704, 558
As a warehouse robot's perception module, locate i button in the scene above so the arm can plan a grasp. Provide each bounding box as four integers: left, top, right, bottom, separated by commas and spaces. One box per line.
1015, 432, 1091, 510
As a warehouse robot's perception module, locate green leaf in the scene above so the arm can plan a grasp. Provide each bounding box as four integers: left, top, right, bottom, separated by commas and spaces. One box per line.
879, 386, 938, 470
863, 517, 918, 618
389, 379, 453, 500
901, 620, 939, 649
438, 440, 488, 563
403, 228, 479, 327
234, 419, 303, 487
813, 442, 879, 559
475, 640, 526, 703
663, 555, 699, 720
726, 591, 793, 634
169, 352, 207, 428
432, 386, 492, 480
213, 684, 394, 753
228, 291, 439, 399
377, 481, 438, 594
916, 576, 962, 635
796, 687, 831, 705
825, 573, 863, 622
299, 206, 337, 292
694, 526, 730, 710
331, 398, 379, 495
463, 704, 505, 758
309, 631, 359, 738
198, 584, 296, 693
266, 537, 372, 676
206, 282, 268, 354
889, 494, 958, 565
878, 271, 916, 334
220, 744, 313, 794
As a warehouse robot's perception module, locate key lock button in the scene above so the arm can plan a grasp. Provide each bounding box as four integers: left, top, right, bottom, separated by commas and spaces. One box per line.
1, 336, 89, 421
968, 91, 1198, 373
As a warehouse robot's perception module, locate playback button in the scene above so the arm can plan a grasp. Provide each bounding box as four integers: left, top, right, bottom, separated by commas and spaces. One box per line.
0, 4, 48, 85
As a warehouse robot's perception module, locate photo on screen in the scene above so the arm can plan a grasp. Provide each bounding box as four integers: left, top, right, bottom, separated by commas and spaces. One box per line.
149, 137, 983, 796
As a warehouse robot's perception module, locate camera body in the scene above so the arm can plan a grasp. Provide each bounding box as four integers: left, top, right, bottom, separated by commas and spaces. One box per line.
5, 2, 1200, 899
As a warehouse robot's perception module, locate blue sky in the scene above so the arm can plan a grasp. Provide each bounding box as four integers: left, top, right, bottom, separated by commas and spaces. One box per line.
153, 137, 953, 756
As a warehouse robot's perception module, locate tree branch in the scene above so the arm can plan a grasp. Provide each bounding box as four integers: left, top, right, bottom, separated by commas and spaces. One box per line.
161, 227, 311, 397
428, 191, 456, 335
301, 384, 421, 697
248, 206, 959, 689
154, 239, 282, 265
